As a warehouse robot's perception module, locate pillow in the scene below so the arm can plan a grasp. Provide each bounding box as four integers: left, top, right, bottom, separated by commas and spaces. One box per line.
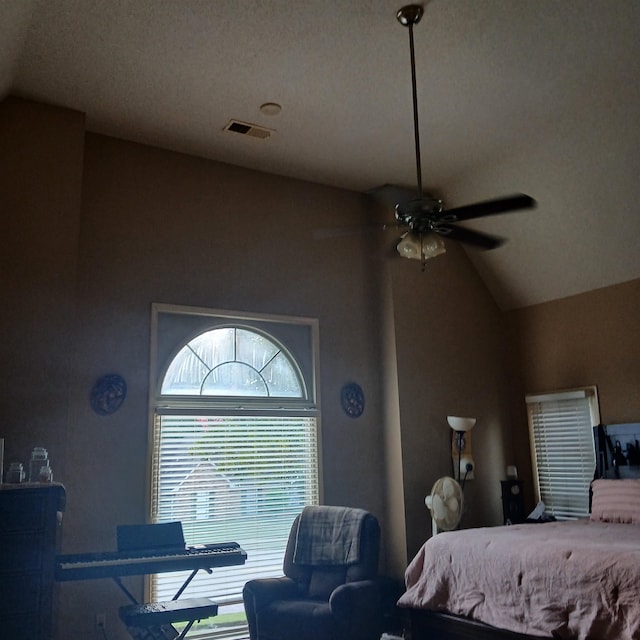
590, 478, 640, 524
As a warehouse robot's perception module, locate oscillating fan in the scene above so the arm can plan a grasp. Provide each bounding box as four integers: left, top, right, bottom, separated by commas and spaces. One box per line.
425, 476, 463, 536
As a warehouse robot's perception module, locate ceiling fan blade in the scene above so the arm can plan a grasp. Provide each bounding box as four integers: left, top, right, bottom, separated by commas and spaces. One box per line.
312, 222, 395, 241
367, 184, 416, 208
444, 194, 536, 222
439, 224, 505, 250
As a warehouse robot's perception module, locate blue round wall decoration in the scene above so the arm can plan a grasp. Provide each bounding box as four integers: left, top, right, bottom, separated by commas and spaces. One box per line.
340, 382, 365, 418
90, 373, 127, 416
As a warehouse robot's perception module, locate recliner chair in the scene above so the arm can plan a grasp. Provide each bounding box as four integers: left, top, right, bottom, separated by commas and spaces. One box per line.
243, 506, 383, 640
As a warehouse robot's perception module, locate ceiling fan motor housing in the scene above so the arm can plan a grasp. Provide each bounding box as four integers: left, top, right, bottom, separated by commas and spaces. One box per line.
395, 197, 445, 233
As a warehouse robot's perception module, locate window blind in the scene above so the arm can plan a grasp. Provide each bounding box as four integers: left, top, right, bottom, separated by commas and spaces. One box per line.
526, 389, 598, 519
149, 413, 319, 629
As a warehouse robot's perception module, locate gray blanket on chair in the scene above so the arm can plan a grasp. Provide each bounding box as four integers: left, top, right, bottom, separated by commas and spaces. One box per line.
293, 505, 367, 566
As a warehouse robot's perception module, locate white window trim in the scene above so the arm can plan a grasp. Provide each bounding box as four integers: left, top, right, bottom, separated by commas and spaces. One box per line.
148, 303, 323, 497
146, 303, 323, 616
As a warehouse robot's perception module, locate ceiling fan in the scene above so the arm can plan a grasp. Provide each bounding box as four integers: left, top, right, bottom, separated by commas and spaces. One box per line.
390, 4, 536, 267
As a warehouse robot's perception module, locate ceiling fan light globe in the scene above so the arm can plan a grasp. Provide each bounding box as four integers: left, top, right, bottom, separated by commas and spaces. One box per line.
422, 233, 446, 258
397, 231, 446, 261
397, 232, 422, 259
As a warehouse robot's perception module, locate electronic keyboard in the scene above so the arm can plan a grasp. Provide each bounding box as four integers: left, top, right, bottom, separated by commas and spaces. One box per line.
55, 541, 247, 581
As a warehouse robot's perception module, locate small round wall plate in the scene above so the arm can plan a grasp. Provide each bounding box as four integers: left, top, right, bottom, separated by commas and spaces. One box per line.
341, 382, 365, 418
90, 373, 127, 416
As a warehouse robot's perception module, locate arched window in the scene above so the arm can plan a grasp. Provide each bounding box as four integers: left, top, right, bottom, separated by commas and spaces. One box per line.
160, 327, 305, 398
149, 305, 320, 640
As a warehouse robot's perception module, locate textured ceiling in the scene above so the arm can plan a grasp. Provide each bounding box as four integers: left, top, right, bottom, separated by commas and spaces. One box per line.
2, 0, 640, 309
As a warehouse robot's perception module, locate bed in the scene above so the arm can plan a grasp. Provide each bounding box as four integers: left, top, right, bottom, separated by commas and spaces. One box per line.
397, 423, 640, 640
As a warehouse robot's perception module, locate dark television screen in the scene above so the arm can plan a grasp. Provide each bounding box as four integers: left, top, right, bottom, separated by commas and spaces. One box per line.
594, 423, 640, 479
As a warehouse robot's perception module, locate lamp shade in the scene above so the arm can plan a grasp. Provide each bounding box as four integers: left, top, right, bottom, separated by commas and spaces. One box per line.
447, 416, 476, 431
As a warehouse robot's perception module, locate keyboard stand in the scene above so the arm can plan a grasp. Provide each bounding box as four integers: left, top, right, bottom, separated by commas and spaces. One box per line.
113, 566, 209, 605
117, 567, 218, 640
119, 597, 219, 640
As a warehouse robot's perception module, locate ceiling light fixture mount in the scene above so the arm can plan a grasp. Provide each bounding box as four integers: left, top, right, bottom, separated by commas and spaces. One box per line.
396, 4, 423, 27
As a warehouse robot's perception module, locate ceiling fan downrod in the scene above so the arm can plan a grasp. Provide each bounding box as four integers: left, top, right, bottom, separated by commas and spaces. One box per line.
397, 5, 424, 199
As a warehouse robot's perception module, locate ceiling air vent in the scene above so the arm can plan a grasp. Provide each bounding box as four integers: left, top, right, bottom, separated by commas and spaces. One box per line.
223, 119, 273, 140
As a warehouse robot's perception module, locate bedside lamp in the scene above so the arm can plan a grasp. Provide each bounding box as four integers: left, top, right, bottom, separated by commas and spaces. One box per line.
447, 416, 476, 488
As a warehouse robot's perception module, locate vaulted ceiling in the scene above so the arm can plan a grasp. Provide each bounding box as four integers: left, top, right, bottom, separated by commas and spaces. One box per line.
2, 0, 639, 309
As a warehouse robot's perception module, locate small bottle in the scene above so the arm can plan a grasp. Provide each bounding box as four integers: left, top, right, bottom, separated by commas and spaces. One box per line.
28, 447, 49, 483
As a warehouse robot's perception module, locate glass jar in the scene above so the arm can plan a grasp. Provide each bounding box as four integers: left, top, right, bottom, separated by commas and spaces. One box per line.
38, 461, 53, 483
28, 447, 49, 483
6, 462, 25, 484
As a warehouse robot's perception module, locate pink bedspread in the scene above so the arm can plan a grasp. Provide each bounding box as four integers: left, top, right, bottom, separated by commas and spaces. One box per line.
398, 520, 640, 639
